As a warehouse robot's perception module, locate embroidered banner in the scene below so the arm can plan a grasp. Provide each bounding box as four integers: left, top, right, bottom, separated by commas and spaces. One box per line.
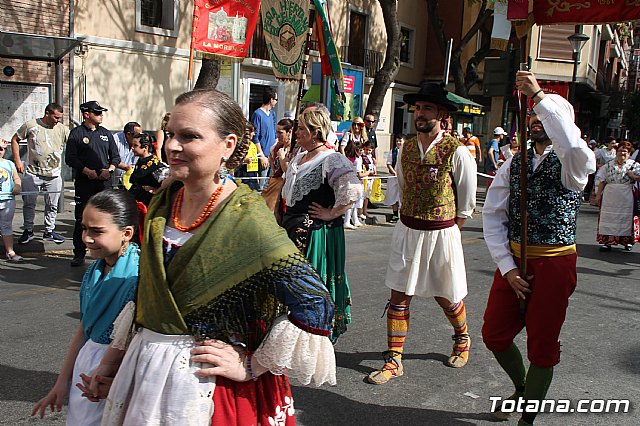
260, 0, 309, 80
534, 1, 640, 25
191, 0, 260, 59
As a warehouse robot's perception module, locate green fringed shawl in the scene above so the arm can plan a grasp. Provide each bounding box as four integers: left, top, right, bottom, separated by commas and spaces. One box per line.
136, 182, 298, 335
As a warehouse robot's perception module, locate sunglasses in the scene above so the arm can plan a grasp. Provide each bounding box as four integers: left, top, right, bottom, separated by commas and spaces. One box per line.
366, 119, 376, 123
355, 123, 365, 127
90, 111, 103, 115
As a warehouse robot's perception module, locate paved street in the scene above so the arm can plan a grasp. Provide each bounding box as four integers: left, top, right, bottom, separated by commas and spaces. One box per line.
0, 183, 638, 425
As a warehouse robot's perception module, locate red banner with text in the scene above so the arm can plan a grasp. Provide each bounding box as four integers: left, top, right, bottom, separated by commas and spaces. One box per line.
192, 0, 260, 59
533, 1, 640, 25
527, 80, 569, 109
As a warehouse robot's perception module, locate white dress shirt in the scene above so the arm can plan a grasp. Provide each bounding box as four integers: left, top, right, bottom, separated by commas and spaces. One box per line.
482, 95, 597, 276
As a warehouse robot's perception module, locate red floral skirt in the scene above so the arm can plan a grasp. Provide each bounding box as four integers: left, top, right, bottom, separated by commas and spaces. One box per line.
212, 373, 295, 426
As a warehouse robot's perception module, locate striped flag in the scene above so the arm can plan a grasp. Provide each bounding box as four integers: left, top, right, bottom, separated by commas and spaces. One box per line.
312, 0, 344, 97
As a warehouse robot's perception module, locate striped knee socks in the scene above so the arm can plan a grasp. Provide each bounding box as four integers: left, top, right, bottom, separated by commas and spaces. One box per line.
444, 300, 468, 337
387, 303, 410, 355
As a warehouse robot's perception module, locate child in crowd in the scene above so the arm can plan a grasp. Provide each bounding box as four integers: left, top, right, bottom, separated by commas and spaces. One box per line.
0, 138, 22, 261
128, 133, 169, 206
385, 134, 405, 223
343, 142, 368, 229
32, 189, 140, 425
235, 122, 260, 191
361, 141, 376, 219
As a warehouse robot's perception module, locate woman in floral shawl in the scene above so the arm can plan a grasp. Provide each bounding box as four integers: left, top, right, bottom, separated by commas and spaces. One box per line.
281, 109, 362, 341
88, 90, 336, 426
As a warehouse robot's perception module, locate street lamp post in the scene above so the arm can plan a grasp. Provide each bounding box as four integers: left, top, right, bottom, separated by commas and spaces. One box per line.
568, 26, 590, 104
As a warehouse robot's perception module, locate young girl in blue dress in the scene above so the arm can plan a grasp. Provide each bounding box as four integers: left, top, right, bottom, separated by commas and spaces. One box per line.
32, 189, 140, 425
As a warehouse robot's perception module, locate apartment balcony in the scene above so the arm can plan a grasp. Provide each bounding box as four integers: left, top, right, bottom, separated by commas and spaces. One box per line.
338, 46, 384, 78
608, 89, 625, 112
596, 70, 607, 92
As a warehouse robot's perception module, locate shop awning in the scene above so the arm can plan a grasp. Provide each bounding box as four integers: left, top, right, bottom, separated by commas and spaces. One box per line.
447, 92, 485, 116
0, 31, 83, 61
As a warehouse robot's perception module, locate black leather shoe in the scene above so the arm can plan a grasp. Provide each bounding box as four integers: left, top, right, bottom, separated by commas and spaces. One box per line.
70, 256, 85, 267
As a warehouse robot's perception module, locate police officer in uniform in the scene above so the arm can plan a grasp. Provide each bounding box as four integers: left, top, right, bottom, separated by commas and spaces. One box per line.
65, 101, 120, 266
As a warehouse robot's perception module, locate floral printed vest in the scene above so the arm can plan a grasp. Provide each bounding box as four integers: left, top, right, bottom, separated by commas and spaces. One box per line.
508, 148, 581, 245
400, 134, 460, 221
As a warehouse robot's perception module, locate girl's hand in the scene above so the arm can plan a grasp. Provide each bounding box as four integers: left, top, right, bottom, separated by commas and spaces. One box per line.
77, 373, 113, 402
626, 171, 638, 181
86, 360, 120, 399
11, 183, 21, 196
191, 340, 250, 382
31, 382, 68, 418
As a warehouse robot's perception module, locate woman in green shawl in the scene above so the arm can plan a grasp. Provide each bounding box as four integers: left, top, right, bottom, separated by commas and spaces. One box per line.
88, 90, 336, 426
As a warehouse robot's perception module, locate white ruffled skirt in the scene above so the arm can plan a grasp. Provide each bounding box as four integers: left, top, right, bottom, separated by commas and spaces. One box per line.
102, 317, 337, 426
67, 339, 109, 426
101, 328, 216, 426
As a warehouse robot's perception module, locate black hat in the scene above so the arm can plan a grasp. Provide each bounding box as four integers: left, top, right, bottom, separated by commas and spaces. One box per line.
80, 100, 108, 113
403, 82, 459, 112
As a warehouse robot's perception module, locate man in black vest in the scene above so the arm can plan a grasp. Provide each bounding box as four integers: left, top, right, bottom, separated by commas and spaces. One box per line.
482, 71, 596, 425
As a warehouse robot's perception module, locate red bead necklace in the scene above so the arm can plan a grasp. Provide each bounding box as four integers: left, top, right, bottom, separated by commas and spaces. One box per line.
171, 185, 224, 232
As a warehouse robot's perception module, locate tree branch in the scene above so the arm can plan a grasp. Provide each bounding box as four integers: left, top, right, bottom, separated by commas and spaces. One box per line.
365, 0, 401, 117
426, 0, 448, 56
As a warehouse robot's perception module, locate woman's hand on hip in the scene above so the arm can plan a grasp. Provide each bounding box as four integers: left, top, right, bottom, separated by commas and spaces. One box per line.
309, 202, 336, 221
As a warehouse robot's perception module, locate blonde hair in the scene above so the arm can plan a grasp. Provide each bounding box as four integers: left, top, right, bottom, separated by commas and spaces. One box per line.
298, 109, 331, 143
350, 116, 368, 141
160, 112, 171, 131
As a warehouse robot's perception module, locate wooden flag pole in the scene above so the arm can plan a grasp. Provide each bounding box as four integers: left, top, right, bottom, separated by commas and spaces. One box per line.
187, 2, 200, 91
517, 35, 531, 315
295, 2, 316, 117
290, 2, 316, 155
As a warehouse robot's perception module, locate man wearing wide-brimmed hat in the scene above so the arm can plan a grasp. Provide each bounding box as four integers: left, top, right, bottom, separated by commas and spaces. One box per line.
367, 82, 477, 385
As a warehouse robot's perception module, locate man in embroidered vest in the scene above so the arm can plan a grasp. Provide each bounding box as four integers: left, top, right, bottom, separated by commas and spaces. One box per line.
367, 82, 477, 385
482, 71, 596, 425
